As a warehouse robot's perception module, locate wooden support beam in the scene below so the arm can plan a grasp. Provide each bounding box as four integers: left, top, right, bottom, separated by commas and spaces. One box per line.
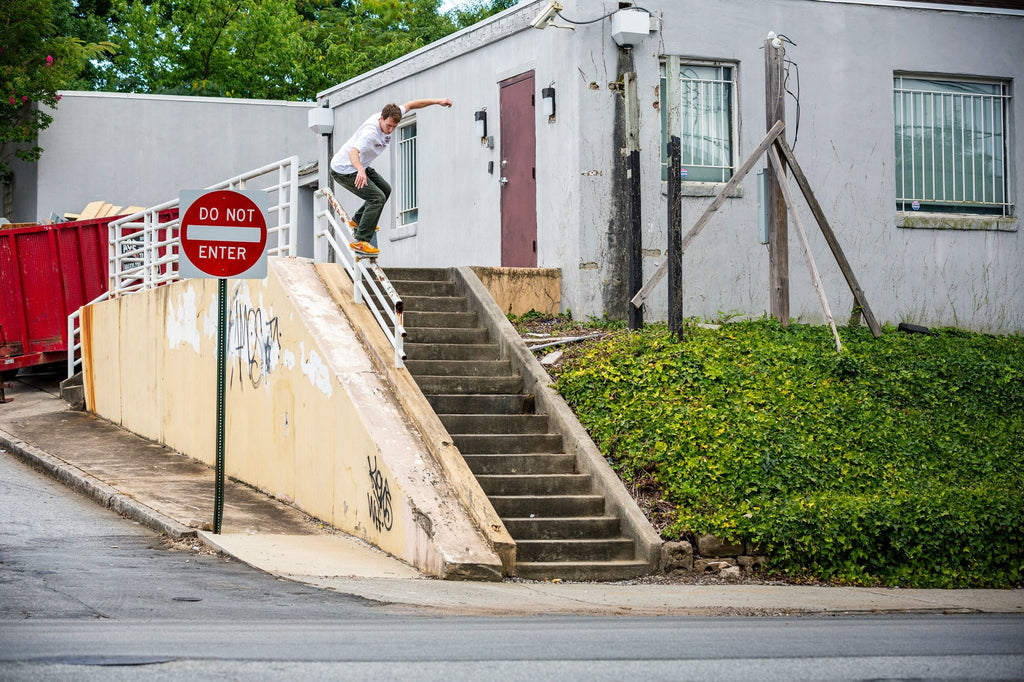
765, 37, 789, 327
631, 120, 786, 308
624, 71, 643, 330
664, 57, 683, 335
768, 145, 842, 352
773, 137, 882, 338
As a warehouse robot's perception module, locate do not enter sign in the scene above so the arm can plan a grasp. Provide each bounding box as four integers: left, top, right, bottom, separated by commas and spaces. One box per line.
179, 189, 270, 279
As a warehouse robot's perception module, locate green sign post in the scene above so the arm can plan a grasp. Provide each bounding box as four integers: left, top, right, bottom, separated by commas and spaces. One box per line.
178, 189, 269, 533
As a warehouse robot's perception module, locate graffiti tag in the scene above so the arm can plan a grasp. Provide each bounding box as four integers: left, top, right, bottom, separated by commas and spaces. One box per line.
228, 294, 281, 389
367, 455, 393, 533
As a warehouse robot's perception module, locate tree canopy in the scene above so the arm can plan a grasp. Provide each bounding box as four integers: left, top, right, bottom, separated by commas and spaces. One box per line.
87, 0, 519, 100
1, 0, 115, 182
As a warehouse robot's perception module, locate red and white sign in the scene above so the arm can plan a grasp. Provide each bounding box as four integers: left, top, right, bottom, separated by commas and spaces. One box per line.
179, 189, 269, 279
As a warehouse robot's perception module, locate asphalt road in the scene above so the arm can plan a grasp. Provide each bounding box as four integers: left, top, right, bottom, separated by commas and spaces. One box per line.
3, 428, 1024, 681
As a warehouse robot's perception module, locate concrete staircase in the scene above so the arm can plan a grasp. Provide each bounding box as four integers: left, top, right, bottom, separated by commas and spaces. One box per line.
384, 267, 657, 581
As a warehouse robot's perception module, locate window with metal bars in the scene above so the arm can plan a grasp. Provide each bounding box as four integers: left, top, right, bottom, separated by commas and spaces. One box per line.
893, 74, 1011, 216
396, 119, 418, 226
661, 61, 737, 183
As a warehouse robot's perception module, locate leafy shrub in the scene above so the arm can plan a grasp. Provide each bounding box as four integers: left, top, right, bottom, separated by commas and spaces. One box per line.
553, 320, 1024, 587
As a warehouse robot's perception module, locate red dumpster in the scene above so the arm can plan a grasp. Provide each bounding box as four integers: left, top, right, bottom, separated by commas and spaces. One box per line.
0, 217, 112, 376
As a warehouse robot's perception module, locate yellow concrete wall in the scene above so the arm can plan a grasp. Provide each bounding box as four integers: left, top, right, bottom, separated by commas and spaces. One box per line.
472, 267, 561, 317
82, 258, 502, 579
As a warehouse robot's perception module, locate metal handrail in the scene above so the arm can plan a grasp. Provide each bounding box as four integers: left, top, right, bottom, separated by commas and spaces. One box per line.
67, 156, 301, 377
314, 187, 406, 368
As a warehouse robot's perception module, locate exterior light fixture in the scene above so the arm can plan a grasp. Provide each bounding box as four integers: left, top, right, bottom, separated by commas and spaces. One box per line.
541, 87, 556, 120
475, 109, 487, 141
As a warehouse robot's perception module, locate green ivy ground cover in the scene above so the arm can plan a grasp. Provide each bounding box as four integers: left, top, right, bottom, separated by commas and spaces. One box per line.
552, 320, 1024, 587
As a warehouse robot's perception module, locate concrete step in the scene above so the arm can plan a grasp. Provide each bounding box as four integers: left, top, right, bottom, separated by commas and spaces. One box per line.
404, 326, 491, 345
405, 310, 479, 329
502, 516, 621, 540
453, 433, 563, 455
516, 537, 636, 563
440, 413, 549, 435
414, 375, 524, 395
489, 494, 605, 518
373, 278, 455, 299
515, 559, 652, 582
405, 342, 500, 361
402, 295, 467, 313
405, 359, 512, 378
385, 267, 450, 282
475, 473, 592, 496
426, 393, 535, 415
462, 453, 576, 475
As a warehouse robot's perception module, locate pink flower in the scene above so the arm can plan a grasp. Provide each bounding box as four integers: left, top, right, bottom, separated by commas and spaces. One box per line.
22, 95, 28, 102
8, 97, 14, 104
56, 94, 62, 101
45, 55, 53, 66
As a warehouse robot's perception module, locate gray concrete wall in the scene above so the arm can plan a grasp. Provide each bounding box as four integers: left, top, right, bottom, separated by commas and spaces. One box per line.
13, 91, 318, 224
635, 0, 1024, 334
317, 0, 1023, 333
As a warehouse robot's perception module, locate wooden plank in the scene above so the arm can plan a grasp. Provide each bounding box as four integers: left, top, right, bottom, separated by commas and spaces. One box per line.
100, 204, 123, 217
78, 201, 106, 220
773, 137, 882, 338
632, 119, 786, 308
768, 146, 842, 352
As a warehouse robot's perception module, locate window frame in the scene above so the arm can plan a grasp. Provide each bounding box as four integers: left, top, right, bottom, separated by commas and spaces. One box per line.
660, 58, 740, 192
893, 72, 1013, 222
390, 115, 418, 241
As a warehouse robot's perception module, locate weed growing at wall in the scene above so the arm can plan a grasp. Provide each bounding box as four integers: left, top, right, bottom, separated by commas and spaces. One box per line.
553, 319, 1024, 587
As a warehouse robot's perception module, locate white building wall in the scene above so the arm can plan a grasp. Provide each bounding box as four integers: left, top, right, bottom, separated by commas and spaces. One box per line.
635, 0, 1024, 333
318, 0, 1023, 333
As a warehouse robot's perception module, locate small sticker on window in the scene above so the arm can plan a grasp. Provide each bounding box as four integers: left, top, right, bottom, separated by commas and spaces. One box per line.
680, 168, 688, 179
912, 201, 920, 211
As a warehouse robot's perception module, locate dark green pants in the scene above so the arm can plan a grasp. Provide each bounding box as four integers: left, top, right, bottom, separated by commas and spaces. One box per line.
331, 167, 391, 244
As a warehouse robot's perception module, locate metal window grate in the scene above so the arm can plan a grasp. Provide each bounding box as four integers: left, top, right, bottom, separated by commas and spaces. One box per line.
661, 63, 736, 183
894, 76, 1011, 215
397, 121, 418, 225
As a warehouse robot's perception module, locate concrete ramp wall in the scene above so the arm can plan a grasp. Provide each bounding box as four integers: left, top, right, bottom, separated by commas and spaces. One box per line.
80, 257, 503, 579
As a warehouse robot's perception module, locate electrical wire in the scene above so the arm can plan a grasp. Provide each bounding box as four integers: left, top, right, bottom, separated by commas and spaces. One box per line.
783, 55, 801, 150
555, 6, 651, 26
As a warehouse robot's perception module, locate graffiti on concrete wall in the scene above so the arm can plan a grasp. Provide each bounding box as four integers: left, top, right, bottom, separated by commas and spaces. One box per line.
228, 286, 281, 389
367, 455, 393, 533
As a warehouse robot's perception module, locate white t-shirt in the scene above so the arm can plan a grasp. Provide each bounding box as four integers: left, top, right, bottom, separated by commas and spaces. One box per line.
329, 106, 406, 175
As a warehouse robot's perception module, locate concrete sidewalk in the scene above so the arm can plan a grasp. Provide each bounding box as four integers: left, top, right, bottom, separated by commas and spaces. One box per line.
2, 371, 1022, 617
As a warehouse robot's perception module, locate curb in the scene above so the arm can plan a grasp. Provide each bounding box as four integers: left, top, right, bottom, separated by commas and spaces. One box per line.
0, 427, 197, 541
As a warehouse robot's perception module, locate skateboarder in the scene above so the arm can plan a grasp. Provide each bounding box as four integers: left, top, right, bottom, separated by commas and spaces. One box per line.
329, 98, 453, 257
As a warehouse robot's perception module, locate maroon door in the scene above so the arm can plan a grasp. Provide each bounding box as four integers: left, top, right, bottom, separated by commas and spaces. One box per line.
499, 71, 537, 267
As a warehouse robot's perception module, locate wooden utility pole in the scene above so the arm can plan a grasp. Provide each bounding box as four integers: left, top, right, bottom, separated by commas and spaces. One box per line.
765, 36, 789, 327
665, 57, 683, 337
624, 71, 643, 330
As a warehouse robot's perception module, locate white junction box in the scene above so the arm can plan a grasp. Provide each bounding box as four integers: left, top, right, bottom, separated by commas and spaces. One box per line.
611, 8, 652, 47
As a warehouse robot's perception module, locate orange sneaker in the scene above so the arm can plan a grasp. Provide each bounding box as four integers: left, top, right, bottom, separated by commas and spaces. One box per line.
348, 221, 379, 231
349, 240, 380, 257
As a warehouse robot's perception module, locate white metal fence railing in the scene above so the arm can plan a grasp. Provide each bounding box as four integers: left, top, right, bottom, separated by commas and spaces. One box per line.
314, 187, 406, 368
67, 156, 301, 377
